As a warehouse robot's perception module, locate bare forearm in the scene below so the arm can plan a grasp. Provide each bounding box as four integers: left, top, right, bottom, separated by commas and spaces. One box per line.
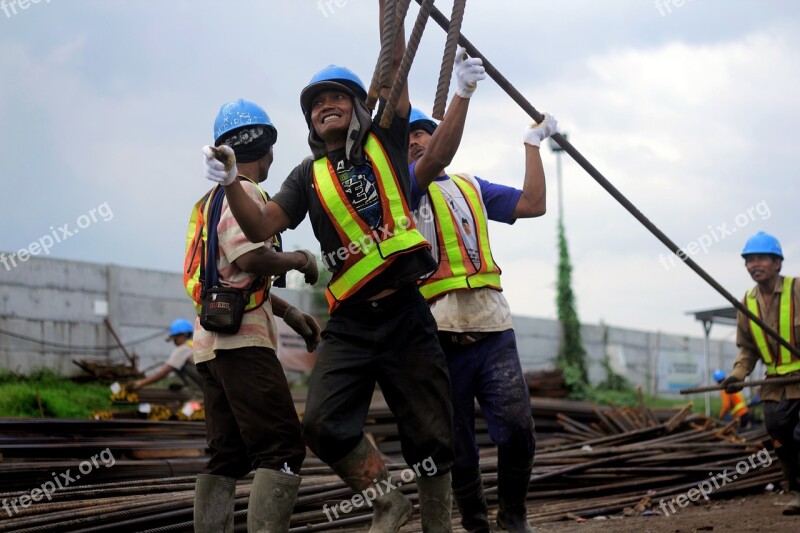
415, 96, 470, 189
270, 294, 291, 318
235, 248, 306, 278
222, 181, 273, 242
512, 145, 547, 218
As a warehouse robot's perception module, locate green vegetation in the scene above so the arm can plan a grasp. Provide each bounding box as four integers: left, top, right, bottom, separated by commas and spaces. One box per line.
554, 219, 590, 394
0, 371, 110, 418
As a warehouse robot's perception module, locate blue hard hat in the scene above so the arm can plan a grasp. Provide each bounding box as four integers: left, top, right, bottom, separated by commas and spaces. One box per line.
409, 107, 438, 134
168, 318, 194, 338
741, 231, 783, 259
213, 99, 277, 146
300, 65, 367, 116
713, 369, 726, 383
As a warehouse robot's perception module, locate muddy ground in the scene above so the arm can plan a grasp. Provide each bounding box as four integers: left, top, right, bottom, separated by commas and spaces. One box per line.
532, 491, 798, 532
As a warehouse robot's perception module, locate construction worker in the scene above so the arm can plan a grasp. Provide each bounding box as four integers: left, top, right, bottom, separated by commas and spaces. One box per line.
721, 231, 800, 515
202, 3, 454, 530
712, 369, 751, 428
130, 318, 202, 391
406, 63, 556, 532
192, 99, 322, 533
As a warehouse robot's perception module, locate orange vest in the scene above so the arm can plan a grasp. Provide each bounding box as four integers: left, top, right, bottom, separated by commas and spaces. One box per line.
183, 178, 273, 314
312, 133, 429, 314
719, 390, 749, 419
419, 175, 502, 302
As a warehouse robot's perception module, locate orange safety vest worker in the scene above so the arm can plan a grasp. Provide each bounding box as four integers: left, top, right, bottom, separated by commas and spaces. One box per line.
419, 175, 502, 302
719, 389, 749, 420
312, 133, 429, 313
184, 178, 273, 314
746, 276, 800, 376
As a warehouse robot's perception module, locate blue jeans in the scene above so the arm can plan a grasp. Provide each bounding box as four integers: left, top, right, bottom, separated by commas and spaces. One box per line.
443, 329, 535, 485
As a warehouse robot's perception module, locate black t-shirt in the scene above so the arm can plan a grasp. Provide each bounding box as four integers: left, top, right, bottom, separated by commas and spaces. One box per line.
271, 105, 436, 305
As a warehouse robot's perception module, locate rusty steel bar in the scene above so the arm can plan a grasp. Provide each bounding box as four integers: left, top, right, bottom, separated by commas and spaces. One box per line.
416, 0, 800, 360
431, 0, 466, 119
680, 374, 800, 394
366, 0, 398, 110
380, 0, 436, 128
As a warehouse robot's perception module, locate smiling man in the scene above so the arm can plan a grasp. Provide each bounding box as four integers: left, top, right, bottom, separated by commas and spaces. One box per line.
201, 2, 455, 530
721, 231, 800, 515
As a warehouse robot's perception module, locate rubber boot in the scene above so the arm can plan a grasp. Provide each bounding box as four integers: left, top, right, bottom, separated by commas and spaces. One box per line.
496, 461, 535, 533
417, 472, 453, 532
775, 444, 800, 515
194, 473, 236, 533
247, 468, 301, 532
453, 468, 490, 533
330, 436, 413, 532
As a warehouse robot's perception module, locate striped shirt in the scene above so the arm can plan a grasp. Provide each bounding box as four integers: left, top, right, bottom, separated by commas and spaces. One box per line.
193, 181, 279, 363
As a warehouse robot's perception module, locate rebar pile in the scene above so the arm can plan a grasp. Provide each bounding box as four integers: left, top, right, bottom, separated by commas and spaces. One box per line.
0, 398, 781, 532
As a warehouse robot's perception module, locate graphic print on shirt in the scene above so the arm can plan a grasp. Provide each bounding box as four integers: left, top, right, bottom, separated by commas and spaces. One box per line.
333, 155, 383, 230
440, 186, 480, 267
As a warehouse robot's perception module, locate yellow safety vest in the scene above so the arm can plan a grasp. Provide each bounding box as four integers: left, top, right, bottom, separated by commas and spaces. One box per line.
419, 175, 501, 301
746, 276, 800, 375
312, 133, 429, 313
184, 177, 273, 314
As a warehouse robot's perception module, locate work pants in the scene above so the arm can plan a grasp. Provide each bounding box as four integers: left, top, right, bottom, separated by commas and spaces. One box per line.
197, 346, 306, 478
764, 394, 800, 491
443, 329, 536, 487
302, 284, 454, 473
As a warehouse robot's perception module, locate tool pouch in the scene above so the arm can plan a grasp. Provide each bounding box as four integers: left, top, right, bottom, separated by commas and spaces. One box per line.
199, 286, 248, 334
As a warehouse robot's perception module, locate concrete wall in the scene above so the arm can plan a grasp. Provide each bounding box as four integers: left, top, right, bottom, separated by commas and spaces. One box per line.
1, 255, 738, 395
0, 254, 315, 376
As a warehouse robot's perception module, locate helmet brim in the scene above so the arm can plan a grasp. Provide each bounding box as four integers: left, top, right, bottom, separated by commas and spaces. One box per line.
300, 80, 365, 115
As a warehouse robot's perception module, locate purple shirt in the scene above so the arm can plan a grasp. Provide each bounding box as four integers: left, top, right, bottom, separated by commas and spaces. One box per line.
408, 161, 522, 224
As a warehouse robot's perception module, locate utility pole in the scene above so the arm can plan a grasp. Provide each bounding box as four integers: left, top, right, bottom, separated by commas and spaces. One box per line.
548, 133, 568, 222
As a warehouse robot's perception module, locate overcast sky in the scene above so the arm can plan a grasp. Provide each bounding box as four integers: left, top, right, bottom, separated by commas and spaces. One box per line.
1, 0, 798, 340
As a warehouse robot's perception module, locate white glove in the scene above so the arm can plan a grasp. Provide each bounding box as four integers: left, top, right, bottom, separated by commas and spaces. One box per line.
523, 113, 558, 148
454, 46, 486, 98
202, 145, 238, 186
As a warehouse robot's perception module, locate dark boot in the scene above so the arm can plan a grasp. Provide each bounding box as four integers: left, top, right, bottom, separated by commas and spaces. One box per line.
453, 469, 490, 533
775, 444, 800, 515
247, 468, 300, 532
417, 472, 453, 532
496, 461, 535, 533
330, 436, 412, 532
194, 473, 236, 533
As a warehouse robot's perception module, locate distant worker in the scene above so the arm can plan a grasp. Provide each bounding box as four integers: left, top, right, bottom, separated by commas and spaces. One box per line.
406, 56, 557, 531
712, 369, 751, 428
130, 318, 202, 390
720, 232, 800, 515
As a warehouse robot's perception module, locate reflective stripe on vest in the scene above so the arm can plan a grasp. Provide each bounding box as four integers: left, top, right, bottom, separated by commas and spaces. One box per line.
312, 133, 428, 312
184, 179, 273, 314
730, 395, 747, 416
419, 175, 501, 301
746, 276, 800, 375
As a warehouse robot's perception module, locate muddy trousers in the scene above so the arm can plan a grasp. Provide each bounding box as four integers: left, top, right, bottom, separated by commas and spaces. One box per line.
302, 284, 454, 473
197, 346, 306, 478
443, 329, 535, 530
764, 395, 800, 492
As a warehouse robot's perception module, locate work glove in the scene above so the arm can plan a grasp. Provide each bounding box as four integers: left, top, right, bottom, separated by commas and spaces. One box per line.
202, 145, 238, 186
523, 113, 558, 148
296, 250, 319, 285
454, 46, 486, 98
283, 306, 322, 352
721, 375, 745, 394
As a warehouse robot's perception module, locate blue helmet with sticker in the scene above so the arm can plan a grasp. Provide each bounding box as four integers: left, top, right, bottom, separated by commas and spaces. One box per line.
713, 369, 726, 383
213, 99, 277, 146
741, 231, 783, 259
300, 65, 367, 116
409, 107, 438, 135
